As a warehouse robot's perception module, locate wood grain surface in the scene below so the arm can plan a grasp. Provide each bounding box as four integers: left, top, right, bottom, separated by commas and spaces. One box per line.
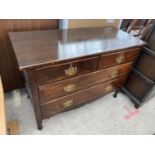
9, 27, 146, 70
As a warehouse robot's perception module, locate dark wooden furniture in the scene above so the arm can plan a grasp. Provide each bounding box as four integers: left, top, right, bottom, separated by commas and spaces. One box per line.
0, 19, 59, 92
114, 47, 155, 108
121, 19, 154, 41
147, 24, 155, 50
9, 27, 145, 129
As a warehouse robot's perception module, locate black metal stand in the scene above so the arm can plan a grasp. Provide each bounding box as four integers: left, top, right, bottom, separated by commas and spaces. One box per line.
113, 47, 155, 108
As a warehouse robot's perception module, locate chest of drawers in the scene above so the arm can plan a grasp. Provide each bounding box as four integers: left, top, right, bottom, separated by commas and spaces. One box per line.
9, 27, 146, 129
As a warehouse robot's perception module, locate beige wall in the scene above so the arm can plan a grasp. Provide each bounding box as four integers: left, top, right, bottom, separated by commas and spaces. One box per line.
68, 19, 120, 29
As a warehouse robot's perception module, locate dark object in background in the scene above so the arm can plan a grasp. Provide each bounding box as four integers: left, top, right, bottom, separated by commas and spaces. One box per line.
135, 49, 155, 81
113, 47, 155, 108
147, 24, 155, 51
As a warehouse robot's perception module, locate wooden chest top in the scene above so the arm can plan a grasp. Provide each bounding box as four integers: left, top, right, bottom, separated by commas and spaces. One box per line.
9, 27, 146, 70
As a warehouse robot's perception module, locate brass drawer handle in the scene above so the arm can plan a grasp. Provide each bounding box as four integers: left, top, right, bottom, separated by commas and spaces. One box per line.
64, 84, 76, 92
63, 99, 73, 107
111, 71, 119, 78
105, 85, 112, 92
65, 64, 77, 76
116, 55, 125, 64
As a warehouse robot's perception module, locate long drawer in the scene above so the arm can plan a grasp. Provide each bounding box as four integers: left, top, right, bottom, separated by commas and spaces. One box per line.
99, 48, 140, 69
39, 62, 132, 103
41, 76, 126, 119
36, 56, 99, 85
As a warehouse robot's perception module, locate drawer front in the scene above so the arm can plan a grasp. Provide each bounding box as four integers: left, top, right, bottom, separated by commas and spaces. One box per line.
41, 77, 126, 118
99, 48, 140, 69
39, 63, 132, 103
36, 56, 99, 85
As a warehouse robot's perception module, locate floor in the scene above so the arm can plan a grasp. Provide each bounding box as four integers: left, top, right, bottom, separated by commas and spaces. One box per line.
5, 88, 155, 135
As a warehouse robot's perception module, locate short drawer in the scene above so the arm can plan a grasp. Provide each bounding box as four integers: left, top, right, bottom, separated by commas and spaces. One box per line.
99, 48, 140, 69
36, 56, 99, 85
41, 76, 126, 119
39, 62, 132, 103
